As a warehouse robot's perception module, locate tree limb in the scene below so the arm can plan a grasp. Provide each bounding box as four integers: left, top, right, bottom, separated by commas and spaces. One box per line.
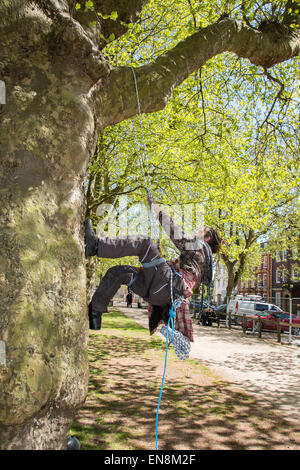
34, 0, 111, 80
97, 16, 300, 129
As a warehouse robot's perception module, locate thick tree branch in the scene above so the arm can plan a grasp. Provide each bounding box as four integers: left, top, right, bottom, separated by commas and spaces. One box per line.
97, 17, 300, 129
33, 0, 150, 83
34, 0, 111, 80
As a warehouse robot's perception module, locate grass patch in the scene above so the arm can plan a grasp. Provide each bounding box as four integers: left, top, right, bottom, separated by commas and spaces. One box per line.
70, 310, 300, 450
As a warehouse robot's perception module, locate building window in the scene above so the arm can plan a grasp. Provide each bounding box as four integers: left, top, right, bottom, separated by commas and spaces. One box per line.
263, 273, 267, 288
292, 268, 299, 282
282, 249, 287, 261
282, 269, 287, 283
263, 255, 268, 268
275, 292, 281, 308
276, 251, 281, 262
292, 247, 298, 260
251, 279, 255, 288
276, 269, 281, 284
257, 274, 262, 287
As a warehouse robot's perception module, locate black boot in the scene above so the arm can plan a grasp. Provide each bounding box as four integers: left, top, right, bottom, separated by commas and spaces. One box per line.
88, 303, 102, 330
84, 219, 99, 257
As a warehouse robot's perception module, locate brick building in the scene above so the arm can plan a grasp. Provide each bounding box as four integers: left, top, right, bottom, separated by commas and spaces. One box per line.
238, 243, 272, 300
237, 245, 300, 315
272, 248, 300, 314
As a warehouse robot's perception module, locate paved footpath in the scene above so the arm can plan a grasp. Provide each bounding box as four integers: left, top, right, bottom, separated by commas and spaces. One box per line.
115, 305, 300, 426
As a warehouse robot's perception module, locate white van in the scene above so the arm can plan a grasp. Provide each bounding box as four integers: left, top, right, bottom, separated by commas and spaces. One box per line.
227, 295, 282, 321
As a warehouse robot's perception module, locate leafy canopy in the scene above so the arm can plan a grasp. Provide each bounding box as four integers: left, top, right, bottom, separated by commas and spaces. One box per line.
86, 0, 299, 289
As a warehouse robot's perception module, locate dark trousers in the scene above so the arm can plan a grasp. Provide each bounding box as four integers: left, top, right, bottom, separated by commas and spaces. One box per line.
91, 236, 184, 313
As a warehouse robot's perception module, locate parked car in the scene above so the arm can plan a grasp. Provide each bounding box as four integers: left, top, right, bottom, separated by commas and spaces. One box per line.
227, 296, 283, 321
246, 311, 300, 335
189, 300, 209, 314
213, 304, 227, 321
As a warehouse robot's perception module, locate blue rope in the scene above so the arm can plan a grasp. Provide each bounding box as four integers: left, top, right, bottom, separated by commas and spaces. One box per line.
155, 304, 176, 451
155, 266, 186, 450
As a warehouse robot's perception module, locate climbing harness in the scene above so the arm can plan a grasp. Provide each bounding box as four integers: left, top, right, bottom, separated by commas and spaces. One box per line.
131, 67, 190, 451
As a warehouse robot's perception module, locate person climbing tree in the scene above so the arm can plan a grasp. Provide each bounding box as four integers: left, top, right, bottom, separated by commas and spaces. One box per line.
148, 200, 222, 343
85, 199, 222, 340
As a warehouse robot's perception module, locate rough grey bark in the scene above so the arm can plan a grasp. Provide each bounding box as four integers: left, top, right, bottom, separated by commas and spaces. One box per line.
0, 1, 100, 449
0, 0, 299, 450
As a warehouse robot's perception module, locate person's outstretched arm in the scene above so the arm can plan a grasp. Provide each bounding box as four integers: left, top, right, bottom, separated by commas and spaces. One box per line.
151, 200, 193, 252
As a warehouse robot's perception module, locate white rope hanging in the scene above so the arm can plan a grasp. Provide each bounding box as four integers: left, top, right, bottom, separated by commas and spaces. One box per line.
130, 66, 160, 242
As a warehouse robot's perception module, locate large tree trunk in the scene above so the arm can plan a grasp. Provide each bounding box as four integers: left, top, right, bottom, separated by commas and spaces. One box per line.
0, 3, 99, 449
0, 0, 299, 450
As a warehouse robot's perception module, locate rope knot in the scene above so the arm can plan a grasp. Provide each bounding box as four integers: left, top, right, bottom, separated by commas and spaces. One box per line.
168, 304, 176, 318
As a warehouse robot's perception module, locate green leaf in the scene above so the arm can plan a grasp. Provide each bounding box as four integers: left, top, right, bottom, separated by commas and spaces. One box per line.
75, 3, 81, 10
97, 12, 110, 19
110, 11, 118, 21
85, 0, 93, 9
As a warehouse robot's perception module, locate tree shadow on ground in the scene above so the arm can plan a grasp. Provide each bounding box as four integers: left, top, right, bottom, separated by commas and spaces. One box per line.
191, 322, 300, 424
71, 311, 300, 450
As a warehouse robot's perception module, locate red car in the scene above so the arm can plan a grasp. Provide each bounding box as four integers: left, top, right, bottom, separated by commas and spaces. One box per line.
246, 311, 300, 335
